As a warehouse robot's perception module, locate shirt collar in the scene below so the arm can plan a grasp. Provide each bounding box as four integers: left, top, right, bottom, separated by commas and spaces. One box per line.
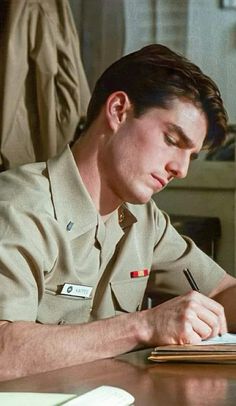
47, 146, 137, 239
47, 145, 98, 239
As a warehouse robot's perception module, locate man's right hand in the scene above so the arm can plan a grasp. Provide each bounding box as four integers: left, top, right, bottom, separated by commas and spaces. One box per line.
138, 291, 227, 346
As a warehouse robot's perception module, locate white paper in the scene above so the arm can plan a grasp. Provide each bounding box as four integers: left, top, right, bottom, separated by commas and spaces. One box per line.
0, 387, 135, 406
64, 386, 135, 406
200, 333, 236, 345
0, 392, 76, 406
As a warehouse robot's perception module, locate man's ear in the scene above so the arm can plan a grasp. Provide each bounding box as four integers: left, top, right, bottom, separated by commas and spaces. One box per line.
105, 91, 132, 131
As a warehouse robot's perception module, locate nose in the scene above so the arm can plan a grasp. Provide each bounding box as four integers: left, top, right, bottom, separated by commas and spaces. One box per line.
166, 156, 190, 179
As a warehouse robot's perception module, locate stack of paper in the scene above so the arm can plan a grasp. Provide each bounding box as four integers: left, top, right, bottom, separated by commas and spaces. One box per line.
149, 333, 236, 363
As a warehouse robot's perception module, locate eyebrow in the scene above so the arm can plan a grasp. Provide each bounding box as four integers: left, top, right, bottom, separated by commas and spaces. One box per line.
167, 123, 200, 160
166, 123, 195, 149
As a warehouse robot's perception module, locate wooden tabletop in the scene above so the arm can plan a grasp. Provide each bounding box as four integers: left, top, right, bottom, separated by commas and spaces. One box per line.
1, 349, 236, 405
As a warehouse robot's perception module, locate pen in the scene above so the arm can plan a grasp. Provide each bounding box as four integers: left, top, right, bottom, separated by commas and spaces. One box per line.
183, 268, 200, 292
183, 268, 223, 339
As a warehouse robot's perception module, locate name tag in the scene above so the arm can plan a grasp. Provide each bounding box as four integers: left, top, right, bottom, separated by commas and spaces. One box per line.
60, 283, 93, 298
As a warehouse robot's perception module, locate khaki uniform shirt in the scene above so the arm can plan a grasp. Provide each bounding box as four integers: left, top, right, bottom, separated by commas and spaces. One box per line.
0, 146, 225, 324
0, 0, 90, 170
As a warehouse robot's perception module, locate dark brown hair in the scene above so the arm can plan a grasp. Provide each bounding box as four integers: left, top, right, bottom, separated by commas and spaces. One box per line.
85, 44, 227, 149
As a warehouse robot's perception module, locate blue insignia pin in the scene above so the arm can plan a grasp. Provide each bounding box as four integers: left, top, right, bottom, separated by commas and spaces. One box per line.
66, 221, 74, 231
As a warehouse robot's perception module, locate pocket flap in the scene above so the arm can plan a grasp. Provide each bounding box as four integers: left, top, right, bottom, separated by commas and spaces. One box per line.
110, 278, 148, 313
37, 289, 92, 324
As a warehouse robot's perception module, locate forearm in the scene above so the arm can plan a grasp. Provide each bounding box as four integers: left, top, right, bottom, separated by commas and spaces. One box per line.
0, 312, 146, 381
1, 287, 229, 381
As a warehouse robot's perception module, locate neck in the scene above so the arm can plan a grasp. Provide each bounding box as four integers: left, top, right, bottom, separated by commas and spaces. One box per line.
71, 127, 122, 218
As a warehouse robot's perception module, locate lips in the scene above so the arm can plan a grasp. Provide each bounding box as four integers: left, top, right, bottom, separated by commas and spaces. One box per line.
151, 174, 166, 188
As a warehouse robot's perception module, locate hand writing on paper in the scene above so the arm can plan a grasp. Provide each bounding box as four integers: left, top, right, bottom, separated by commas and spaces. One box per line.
139, 291, 227, 345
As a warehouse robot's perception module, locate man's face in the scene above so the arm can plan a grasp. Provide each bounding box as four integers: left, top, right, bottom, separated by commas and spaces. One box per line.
101, 98, 207, 205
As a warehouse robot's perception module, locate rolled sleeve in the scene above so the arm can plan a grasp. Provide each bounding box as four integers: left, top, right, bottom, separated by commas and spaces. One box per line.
0, 203, 51, 321
151, 207, 226, 297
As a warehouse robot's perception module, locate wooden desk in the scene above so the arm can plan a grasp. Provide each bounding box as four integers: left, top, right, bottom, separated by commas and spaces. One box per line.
1, 349, 236, 405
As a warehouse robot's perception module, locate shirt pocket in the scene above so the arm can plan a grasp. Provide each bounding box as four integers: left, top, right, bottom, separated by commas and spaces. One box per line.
37, 289, 92, 324
110, 278, 148, 315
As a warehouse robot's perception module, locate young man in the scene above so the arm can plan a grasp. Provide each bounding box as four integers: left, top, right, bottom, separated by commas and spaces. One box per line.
0, 44, 235, 380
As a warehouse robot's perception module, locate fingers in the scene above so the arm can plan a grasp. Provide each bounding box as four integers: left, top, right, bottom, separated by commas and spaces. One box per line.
195, 300, 227, 338
181, 291, 227, 341
147, 292, 227, 346
194, 292, 227, 336
190, 313, 221, 341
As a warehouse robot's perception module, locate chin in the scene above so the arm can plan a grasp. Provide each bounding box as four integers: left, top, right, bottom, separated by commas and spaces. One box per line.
121, 182, 154, 205
127, 192, 152, 205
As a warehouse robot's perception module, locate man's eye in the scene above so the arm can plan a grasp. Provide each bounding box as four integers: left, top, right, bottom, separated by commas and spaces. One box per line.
190, 152, 199, 161
164, 133, 177, 146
